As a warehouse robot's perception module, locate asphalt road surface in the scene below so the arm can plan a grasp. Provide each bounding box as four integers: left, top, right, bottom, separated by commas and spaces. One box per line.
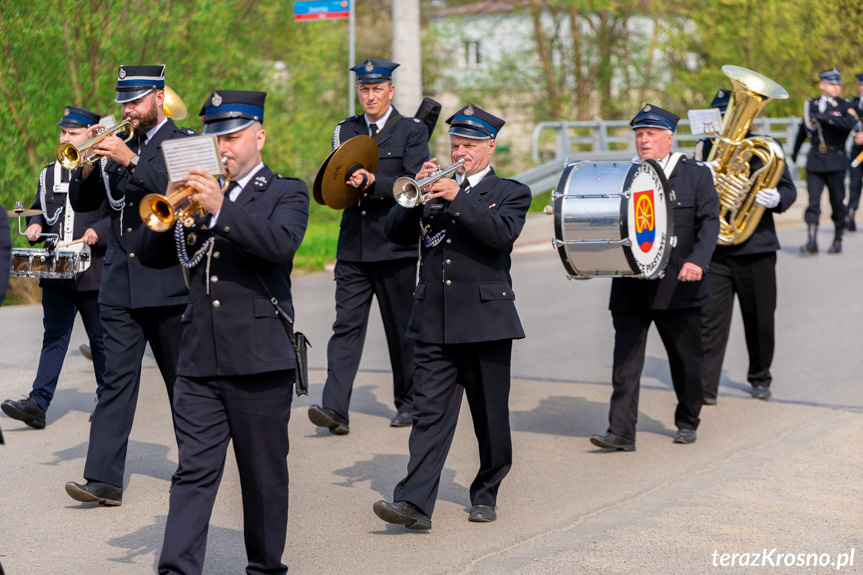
0, 214, 860, 574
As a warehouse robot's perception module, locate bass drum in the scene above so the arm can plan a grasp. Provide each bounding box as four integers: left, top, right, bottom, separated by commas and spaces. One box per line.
552, 159, 674, 280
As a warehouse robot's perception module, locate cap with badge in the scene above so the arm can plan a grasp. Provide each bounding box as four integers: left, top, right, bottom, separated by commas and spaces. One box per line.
818, 68, 842, 85
856, 73, 863, 84
350, 58, 399, 83
199, 90, 267, 136
114, 64, 166, 103
57, 106, 100, 128
711, 89, 730, 115
446, 104, 505, 140
629, 103, 680, 133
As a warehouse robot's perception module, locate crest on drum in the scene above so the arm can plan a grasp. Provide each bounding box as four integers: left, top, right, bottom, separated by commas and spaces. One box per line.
633, 189, 656, 253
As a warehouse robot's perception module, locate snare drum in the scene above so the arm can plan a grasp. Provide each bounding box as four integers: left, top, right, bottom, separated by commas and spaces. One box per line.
552, 159, 673, 280
11, 245, 91, 280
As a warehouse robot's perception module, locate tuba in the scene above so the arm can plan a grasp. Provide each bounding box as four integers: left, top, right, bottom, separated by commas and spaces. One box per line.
707, 65, 789, 245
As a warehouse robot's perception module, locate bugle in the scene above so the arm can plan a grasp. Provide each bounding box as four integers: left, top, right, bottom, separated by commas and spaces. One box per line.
55, 119, 135, 170
140, 161, 230, 232
393, 158, 465, 208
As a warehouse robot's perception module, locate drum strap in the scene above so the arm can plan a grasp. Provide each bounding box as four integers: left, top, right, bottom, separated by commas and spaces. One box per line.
55, 161, 75, 242
662, 153, 685, 178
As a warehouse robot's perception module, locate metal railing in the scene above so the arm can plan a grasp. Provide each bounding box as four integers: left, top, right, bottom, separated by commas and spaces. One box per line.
516, 117, 809, 196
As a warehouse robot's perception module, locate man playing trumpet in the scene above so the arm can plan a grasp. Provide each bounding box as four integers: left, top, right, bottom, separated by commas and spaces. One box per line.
374, 104, 531, 529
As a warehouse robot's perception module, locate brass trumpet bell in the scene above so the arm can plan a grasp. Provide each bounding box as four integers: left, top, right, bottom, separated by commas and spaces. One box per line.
393, 159, 465, 208
140, 167, 230, 232
55, 119, 134, 170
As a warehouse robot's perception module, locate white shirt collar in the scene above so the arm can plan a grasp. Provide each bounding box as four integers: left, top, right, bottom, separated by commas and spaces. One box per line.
365, 106, 393, 133
143, 117, 169, 146
457, 165, 492, 190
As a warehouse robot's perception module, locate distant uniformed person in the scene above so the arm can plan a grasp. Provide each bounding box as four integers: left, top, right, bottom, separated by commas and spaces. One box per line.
695, 91, 797, 404
590, 104, 719, 451
373, 104, 531, 529
136, 89, 309, 575
65, 65, 195, 506
846, 73, 863, 232
1, 106, 110, 430
308, 58, 429, 434
792, 68, 859, 254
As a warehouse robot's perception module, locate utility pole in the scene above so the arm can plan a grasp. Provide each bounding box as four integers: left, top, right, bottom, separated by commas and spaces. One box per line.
391, 0, 422, 112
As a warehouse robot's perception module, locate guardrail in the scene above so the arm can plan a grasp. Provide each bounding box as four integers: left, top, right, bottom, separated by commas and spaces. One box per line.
516, 117, 811, 197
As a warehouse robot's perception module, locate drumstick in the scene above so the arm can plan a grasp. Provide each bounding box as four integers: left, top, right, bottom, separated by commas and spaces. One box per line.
851, 149, 863, 168
54, 238, 85, 249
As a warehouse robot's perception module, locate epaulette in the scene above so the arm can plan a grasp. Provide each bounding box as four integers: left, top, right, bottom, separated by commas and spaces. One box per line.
337, 114, 362, 126
181, 128, 196, 135
273, 174, 304, 182
411, 117, 421, 124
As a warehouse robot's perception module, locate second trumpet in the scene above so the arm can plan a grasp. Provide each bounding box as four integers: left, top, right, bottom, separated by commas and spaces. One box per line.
393, 158, 465, 208
140, 164, 230, 232
55, 119, 134, 170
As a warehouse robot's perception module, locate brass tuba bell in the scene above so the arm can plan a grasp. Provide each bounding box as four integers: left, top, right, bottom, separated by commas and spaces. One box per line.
707, 65, 789, 245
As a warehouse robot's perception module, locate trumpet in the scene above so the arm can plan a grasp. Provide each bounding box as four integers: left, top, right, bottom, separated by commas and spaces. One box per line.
140, 161, 230, 232
55, 119, 135, 170
393, 158, 465, 208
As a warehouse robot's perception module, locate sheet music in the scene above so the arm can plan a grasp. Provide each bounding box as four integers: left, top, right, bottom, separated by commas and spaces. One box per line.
162, 136, 224, 183
687, 108, 723, 136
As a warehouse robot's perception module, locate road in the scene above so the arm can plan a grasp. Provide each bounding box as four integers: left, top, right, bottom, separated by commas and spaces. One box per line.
0, 212, 860, 574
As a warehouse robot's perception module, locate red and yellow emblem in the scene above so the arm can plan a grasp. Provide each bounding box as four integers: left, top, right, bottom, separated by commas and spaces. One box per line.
633, 189, 656, 252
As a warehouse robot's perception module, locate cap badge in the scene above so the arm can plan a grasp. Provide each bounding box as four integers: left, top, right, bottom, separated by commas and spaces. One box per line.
717, 90, 725, 97
364, 59, 374, 72
118, 67, 127, 80
643, 104, 651, 112
211, 92, 222, 107
464, 104, 475, 117
64, 107, 71, 117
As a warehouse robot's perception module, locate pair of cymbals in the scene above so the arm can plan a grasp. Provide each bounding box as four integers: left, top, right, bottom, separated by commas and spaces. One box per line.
313, 136, 379, 210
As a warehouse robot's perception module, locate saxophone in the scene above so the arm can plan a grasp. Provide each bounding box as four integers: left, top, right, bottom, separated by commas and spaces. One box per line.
707, 66, 789, 245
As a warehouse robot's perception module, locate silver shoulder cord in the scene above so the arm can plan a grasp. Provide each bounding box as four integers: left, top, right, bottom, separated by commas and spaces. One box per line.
101, 157, 127, 234
39, 166, 63, 226
174, 221, 216, 294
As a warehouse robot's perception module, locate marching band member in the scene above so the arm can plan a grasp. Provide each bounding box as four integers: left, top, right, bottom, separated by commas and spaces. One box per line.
65, 65, 195, 507
1, 106, 110, 429
308, 58, 429, 434
845, 73, 863, 232
590, 104, 719, 451
792, 68, 859, 254
136, 89, 309, 575
696, 91, 797, 404
374, 104, 530, 529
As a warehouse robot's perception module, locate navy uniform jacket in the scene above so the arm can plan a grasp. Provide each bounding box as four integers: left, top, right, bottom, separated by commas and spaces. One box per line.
69, 119, 194, 309
27, 162, 111, 291
610, 157, 719, 312
694, 136, 797, 256
333, 107, 428, 262
385, 169, 531, 344
0, 203, 9, 304
137, 166, 310, 377
792, 97, 859, 172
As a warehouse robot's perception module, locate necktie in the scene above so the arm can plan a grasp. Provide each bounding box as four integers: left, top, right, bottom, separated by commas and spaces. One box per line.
224, 181, 240, 201
459, 178, 470, 193
369, 123, 378, 137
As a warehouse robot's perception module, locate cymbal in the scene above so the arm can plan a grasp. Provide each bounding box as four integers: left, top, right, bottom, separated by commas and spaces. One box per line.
313, 136, 379, 210
7, 208, 42, 217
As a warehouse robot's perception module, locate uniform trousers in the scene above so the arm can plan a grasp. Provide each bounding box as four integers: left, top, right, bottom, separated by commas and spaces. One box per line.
805, 170, 847, 227
323, 258, 416, 419
84, 303, 184, 488
848, 146, 863, 212
394, 339, 513, 517
158, 370, 293, 575
30, 287, 106, 411
609, 308, 703, 441
701, 252, 777, 400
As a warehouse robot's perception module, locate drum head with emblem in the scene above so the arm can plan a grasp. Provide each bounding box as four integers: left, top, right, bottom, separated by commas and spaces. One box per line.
622, 159, 673, 279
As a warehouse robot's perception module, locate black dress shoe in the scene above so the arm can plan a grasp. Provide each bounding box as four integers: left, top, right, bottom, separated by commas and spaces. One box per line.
390, 410, 413, 427
673, 429, 697, 444
79, 344, 92, 361
307, 404, 349, 435
827, 239, 842, 254
373, 500, 431, 530
589, 432, 635, 452
752, 385, 772, 400
703, 396, 718, 406
1, 397, 46, 429
468, 504, 496, 523
65, 480, 123, 506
